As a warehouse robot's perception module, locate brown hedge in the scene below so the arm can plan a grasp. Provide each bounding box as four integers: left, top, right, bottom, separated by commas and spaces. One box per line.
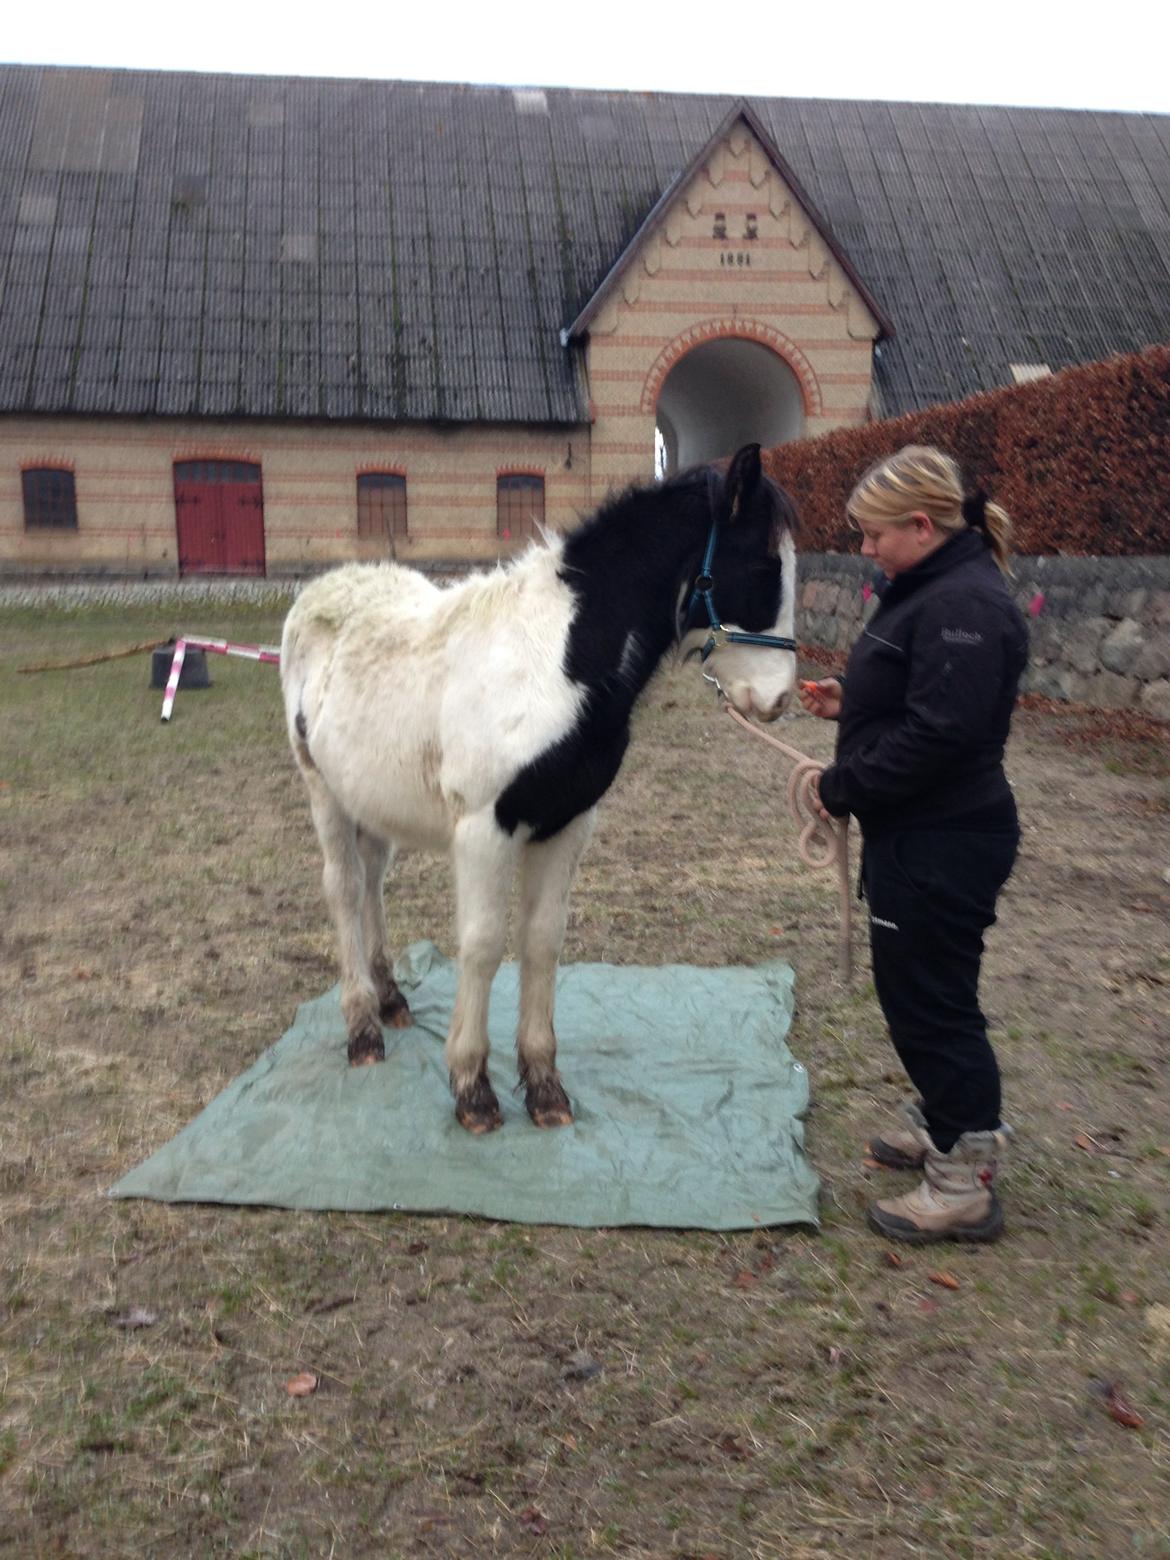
762, 344, 1170, 556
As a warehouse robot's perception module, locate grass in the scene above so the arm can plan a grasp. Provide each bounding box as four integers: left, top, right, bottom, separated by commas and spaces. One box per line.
1, 601, 1169, 1557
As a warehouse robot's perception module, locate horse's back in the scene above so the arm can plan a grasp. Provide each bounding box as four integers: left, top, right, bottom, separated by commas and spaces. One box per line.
281, 547, 583, 841
285, 562, 438, 646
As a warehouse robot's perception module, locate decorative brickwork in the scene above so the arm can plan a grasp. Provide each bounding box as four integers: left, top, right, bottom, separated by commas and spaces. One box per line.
640, 320, 823, 417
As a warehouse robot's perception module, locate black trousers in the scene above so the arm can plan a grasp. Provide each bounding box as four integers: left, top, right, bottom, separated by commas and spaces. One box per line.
861, 823, 1019, 1154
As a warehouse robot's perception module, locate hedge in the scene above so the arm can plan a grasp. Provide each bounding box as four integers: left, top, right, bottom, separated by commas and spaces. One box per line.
762, 344, 1170, 557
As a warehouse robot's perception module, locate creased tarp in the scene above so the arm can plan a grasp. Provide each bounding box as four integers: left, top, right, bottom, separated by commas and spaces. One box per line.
108, 941, 819, 1229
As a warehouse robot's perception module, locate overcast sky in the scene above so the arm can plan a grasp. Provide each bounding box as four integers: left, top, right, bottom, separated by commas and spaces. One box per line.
6, 0, 1168, 115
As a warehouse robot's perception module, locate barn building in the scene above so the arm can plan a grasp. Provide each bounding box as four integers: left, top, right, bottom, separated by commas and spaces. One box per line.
2, 64, 1169, 577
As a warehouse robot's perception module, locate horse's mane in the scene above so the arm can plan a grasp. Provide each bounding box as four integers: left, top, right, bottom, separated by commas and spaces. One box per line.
583, 460, 799, 541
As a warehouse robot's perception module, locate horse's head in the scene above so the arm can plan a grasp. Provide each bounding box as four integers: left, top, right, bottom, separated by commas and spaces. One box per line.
677, 444, 799, 723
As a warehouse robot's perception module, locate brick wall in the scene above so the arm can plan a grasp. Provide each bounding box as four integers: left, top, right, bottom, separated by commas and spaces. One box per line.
0, 416, 592, 576
585, 120, 879, 501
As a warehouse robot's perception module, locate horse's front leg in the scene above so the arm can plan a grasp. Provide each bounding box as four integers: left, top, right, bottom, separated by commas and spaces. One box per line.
516, 810, 595, 1128
356, 828, 413, 1029
447, 812, 518, 1133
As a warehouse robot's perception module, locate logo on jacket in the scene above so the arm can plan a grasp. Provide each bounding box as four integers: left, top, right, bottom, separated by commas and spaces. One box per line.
941, 627, 983, 645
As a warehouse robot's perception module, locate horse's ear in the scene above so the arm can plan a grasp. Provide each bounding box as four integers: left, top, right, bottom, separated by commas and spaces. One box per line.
724, 444, 762, 519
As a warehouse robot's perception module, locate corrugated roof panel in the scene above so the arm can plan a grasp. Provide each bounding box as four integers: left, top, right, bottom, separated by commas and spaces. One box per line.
2, 67, 1170, 422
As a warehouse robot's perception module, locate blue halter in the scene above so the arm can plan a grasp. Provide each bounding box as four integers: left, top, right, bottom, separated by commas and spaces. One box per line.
686, 471, 798, 662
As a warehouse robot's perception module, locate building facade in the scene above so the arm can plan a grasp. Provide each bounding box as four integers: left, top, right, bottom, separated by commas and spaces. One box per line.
2, 68, 1168, 576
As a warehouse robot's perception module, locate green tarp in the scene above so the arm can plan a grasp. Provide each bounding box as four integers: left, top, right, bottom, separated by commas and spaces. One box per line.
109, 941, 819, 1229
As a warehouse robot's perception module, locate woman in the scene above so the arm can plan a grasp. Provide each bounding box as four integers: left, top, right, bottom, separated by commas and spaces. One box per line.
801, 445, 1028, 1244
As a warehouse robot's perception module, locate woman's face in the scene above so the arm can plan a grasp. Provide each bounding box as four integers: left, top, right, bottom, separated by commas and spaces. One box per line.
856, 514, 936, 579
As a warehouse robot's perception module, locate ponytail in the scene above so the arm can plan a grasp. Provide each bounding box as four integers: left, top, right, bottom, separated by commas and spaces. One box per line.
962, 489, 1013, 574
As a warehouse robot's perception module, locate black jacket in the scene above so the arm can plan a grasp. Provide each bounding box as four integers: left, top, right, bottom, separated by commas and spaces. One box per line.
817, 529, 1028, 835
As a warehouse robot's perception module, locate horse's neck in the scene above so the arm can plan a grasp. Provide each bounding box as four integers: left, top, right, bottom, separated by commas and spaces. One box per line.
560, 493, 705, 702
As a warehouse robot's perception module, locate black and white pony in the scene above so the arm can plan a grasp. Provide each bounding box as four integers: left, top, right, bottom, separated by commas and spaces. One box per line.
281, 444, 798, 1133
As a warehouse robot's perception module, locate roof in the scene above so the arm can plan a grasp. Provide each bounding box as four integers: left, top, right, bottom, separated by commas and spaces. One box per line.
2, 64, 1169, 426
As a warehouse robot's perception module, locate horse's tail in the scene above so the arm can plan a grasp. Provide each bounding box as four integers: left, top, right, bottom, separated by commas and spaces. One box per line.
280, 595, 327, 770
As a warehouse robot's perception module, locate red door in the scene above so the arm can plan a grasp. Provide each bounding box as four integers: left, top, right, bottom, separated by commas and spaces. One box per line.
174, 461, 266, 576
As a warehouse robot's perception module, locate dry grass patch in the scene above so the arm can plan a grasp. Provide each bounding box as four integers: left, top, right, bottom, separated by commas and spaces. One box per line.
1, 602, 1168, 1558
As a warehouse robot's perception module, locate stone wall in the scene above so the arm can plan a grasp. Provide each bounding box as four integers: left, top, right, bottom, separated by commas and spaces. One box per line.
798, 554, 1170, 718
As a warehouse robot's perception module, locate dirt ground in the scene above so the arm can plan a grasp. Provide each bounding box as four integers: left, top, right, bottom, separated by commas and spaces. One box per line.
1, 602, 1168, 1559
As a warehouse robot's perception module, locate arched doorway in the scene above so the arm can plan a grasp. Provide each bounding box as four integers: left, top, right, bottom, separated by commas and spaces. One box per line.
655, 337, 806, 475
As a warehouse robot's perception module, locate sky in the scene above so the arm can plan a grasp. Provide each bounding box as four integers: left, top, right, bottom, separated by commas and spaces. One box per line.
6, 0, 1169, 116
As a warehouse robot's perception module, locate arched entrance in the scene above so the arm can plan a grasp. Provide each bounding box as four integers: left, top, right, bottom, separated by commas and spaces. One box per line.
654, 337, 806, 475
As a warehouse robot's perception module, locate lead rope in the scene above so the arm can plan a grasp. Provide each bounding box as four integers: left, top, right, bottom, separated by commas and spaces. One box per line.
724, 705, 853, 983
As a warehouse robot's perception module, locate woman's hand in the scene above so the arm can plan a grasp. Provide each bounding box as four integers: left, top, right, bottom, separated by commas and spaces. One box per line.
798, 677, 844, 721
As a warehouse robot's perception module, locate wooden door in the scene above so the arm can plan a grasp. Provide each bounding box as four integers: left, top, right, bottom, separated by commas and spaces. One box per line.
174, 460, 266, 576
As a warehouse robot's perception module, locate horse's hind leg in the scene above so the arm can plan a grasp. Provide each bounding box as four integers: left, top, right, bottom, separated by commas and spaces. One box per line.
447, 812, 517, 1133
356, 829, 413, 1029
304, 775, 384, 1065
516, 810, 595, 1128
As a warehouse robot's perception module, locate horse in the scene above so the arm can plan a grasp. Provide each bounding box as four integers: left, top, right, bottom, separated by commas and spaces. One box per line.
280, 442, 799, 1133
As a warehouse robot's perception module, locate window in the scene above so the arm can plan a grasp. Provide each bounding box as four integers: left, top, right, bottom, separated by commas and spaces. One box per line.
497, 474, 544, 542
357, 472, 407, 540
22, 467, 77, 529
1009, 363, 1052, 384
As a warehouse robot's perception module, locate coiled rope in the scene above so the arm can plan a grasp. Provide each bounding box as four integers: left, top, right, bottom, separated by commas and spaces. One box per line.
725, 705, 853, 982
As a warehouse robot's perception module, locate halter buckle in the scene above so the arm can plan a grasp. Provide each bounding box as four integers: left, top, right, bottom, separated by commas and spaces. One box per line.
701, 627, 729, 661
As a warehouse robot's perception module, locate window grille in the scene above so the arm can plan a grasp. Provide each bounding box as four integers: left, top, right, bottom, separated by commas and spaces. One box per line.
22, 467, 77, 529
357, 472, 408, 539
496, 474, 544, 541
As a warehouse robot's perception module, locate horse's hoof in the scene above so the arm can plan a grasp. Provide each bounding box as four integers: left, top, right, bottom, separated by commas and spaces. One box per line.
454, 1075, 503, 1134
380, 991, 414, 1029
347, 1023, 385, 1066
457, 1107, 503, 1135
525, 1077, 574, 1129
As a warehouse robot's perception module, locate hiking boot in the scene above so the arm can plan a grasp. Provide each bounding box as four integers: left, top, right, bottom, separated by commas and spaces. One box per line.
868, 1100, 930, 1170
867, 1123, 1012, 1244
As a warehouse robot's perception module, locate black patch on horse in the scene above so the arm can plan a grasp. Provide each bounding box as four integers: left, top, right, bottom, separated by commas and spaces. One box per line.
494, 446, 796, 841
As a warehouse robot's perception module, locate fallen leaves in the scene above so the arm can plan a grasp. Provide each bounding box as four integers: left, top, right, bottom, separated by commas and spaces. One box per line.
518, 1504, 548, 1535
1091, 1379, 1145, 1430
715, 1431, 754, 1460
875, 1252, 965, 1309
286, 1372, 319, 1397
1072, 1127, 1131, 1158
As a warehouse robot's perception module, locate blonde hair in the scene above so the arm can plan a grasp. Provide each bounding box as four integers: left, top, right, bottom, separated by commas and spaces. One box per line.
847, 445, 1013, 573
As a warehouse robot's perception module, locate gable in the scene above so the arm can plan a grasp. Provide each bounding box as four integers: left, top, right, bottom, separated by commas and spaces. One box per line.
566, 106, 890, 348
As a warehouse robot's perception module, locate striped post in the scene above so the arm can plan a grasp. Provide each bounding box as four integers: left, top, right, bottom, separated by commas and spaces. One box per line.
159, 638, 188, 722
159, 636, 281, 722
